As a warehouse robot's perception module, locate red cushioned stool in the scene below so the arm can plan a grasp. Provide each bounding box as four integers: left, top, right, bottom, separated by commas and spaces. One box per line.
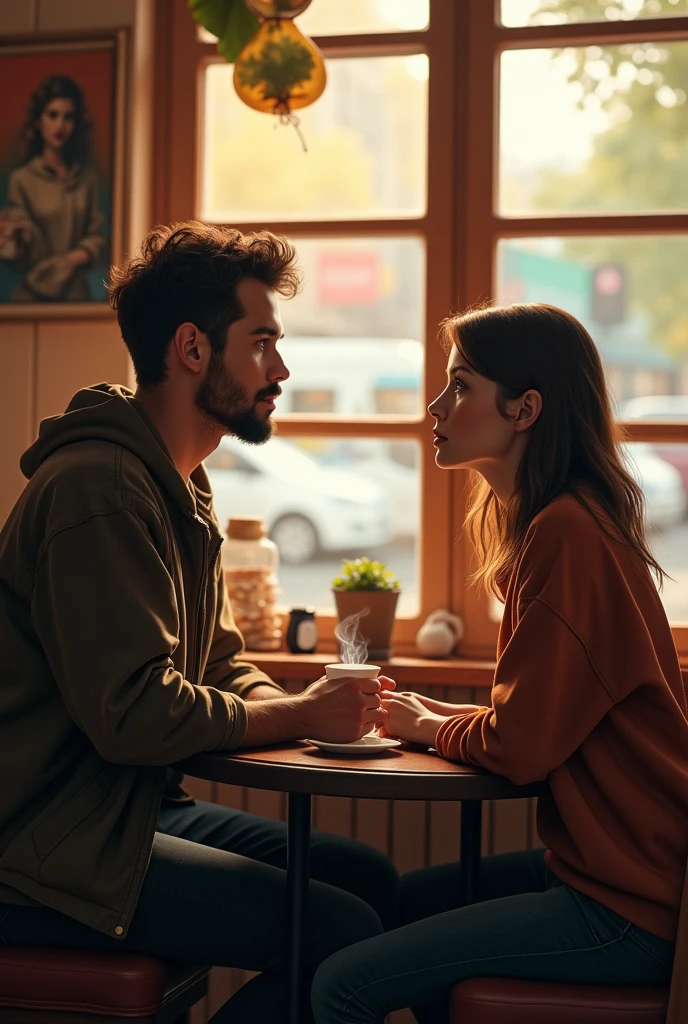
450, 977, 669, 1023
0, 947, 210, 1024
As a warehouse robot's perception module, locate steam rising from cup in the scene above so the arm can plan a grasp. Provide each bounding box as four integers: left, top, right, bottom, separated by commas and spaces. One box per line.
334, 609, 370, 665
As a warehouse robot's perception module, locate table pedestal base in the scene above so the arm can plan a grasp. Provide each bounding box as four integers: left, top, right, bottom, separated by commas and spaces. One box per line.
287, 792, 312, 1024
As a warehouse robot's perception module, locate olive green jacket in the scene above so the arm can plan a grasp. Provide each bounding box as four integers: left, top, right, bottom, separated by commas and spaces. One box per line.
0, 384, 278, 938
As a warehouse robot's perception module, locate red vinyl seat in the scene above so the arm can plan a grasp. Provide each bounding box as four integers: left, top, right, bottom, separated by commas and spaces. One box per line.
450, 977, 669, 1023
0, 946, 210, 1022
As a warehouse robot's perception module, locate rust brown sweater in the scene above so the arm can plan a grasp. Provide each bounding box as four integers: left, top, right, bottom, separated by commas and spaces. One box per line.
436, 492, 688, 941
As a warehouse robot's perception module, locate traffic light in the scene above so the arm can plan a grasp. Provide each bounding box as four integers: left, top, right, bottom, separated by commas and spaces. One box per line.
591, 263, 626, 326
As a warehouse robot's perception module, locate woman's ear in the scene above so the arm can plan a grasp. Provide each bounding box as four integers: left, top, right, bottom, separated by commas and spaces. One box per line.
509, 389, 542, 432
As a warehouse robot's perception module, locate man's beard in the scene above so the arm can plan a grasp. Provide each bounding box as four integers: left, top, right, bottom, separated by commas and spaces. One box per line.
194, 354, 279, 445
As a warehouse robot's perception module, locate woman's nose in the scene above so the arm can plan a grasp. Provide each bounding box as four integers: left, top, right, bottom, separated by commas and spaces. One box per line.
428, 396, 446, 419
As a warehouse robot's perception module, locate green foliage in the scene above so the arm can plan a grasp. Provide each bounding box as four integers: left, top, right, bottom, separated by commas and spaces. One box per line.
189, 0, 260, 63
332, 557, 401, 592
236, 28, 316, 102
530, 0, 688, 357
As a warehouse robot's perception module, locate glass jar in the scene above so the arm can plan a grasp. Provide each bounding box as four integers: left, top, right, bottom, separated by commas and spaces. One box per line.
222, 516, 282, 651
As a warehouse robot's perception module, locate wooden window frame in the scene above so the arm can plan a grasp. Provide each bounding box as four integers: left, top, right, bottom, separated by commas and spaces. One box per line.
155, 0, 688, 658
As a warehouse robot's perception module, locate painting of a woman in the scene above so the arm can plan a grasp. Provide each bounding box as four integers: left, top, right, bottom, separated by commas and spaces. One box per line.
0, 74, 106, 302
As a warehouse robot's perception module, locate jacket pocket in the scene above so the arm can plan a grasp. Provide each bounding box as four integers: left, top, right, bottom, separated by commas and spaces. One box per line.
33, 770, 111, 862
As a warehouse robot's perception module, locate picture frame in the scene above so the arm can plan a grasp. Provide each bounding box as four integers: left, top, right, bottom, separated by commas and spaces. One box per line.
0, 29, 128, 319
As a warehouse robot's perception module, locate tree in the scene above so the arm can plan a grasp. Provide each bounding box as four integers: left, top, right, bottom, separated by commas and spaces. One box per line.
530, 0, 688, 356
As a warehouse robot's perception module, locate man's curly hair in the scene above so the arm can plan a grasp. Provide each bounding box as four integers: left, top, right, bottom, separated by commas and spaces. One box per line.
108, 221, 301, 387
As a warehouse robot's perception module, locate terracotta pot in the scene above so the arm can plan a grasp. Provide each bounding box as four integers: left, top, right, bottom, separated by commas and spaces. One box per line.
332, 588, 400, 661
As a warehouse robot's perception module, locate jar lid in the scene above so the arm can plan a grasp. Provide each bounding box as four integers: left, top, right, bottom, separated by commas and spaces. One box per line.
227, 516, 266, 541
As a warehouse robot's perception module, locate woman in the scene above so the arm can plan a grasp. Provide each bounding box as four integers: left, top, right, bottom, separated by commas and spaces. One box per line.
0, 74, 105, 301
312, 302, 688, 1024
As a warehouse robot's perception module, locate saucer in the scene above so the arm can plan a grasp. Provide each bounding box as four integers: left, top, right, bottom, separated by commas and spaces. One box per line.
305, 736, 401, 755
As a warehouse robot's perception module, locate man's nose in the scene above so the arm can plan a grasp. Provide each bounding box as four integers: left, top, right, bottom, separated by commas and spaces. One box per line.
271, 353, 290, 383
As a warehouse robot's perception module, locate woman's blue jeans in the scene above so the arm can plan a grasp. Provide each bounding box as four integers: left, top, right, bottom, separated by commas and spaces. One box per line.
311, 848, 674, 1024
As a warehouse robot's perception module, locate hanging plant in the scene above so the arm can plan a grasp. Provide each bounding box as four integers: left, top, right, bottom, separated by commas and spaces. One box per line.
190, 0, 327, 151
188, 0, 260, 63
234, 20, 324, 114
234, 3, 326, 149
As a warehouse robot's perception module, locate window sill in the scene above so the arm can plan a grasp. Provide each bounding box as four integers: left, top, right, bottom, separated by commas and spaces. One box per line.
245, 650, 688, 691
244, 650, 496, 687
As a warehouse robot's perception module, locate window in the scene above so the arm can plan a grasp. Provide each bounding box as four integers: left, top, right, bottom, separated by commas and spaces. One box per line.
158, 0, 688, 656
289, 389, 336, 414
202, 57, 429, 221
501, 0, 687, 27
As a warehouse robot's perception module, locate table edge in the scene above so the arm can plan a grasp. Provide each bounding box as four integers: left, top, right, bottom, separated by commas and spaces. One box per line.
175, 752, 548, 801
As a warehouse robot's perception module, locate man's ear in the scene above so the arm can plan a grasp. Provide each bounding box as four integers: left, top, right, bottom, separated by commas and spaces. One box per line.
172, 322, 207, 375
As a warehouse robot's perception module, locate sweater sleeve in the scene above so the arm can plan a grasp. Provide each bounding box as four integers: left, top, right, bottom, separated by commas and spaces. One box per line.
435, 597, 616, 784
31, 509, 247, 766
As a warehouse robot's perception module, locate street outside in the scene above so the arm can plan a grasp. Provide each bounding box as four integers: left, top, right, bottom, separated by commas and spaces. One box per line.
278, 518, 688, 627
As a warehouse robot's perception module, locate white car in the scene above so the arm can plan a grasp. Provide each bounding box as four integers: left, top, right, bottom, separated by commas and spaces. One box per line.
622, 442, 687, 530
205, 435, 392, 565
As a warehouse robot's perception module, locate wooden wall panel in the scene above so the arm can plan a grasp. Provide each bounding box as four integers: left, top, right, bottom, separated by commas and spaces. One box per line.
182, 776, 214, 803
0, 0, 37, 32
355, 798, 391, 856
35, 321, 129, 425
314, 794, 353, 838
216, 780, 246, 812
391, 800, 428, 876
38, 0, 137, 31
0, 324, 34, 526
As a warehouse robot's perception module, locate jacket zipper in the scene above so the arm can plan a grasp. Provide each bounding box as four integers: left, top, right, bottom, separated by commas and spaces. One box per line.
191, 514, 220, 687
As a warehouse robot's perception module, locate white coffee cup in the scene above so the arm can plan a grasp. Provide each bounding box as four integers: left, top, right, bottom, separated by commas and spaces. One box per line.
325, 663, 382, 739
325, 663, 381, 681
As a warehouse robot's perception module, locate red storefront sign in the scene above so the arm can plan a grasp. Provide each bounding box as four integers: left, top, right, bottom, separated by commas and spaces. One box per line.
316, 251, 381, 305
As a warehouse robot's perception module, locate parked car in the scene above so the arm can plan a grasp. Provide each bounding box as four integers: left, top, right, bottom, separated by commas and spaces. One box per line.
205, 435, 392, 565
621, 442, 687, 530
618, 396, 688, 501
297, 438, 420, 538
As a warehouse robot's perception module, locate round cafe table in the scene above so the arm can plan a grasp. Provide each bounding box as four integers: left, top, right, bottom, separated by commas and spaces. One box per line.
176, 742, 547, 1024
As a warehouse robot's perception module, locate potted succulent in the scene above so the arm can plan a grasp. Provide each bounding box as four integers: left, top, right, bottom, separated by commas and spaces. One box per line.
331, 557, 401, 661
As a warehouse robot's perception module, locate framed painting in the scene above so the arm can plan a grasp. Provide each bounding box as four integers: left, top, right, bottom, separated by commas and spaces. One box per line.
0, 30, 127, 319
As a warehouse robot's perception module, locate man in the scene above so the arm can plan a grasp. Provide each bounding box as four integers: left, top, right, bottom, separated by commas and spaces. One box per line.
0, 222, 398, 1022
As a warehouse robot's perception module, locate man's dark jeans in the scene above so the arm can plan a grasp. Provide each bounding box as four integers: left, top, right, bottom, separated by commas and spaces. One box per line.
0, 799, 399, 1023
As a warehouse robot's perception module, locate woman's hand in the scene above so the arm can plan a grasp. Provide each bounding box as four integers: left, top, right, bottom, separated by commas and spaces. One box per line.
378, 691, 446, 748
398, 692, 481, 718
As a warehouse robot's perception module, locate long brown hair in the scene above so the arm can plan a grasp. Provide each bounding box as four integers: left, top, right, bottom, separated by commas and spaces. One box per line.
440, 303, 666, 596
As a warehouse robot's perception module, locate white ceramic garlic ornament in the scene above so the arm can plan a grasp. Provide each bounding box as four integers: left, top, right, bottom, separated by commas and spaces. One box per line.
415, 609, 464, 658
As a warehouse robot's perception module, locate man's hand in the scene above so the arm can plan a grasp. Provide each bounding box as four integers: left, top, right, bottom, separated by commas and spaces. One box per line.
238, 674, 396, 749
301, 674, 396, 743
378, 691, 445, 748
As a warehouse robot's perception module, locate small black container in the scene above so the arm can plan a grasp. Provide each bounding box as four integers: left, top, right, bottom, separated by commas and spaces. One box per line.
286, 607, 318, 654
